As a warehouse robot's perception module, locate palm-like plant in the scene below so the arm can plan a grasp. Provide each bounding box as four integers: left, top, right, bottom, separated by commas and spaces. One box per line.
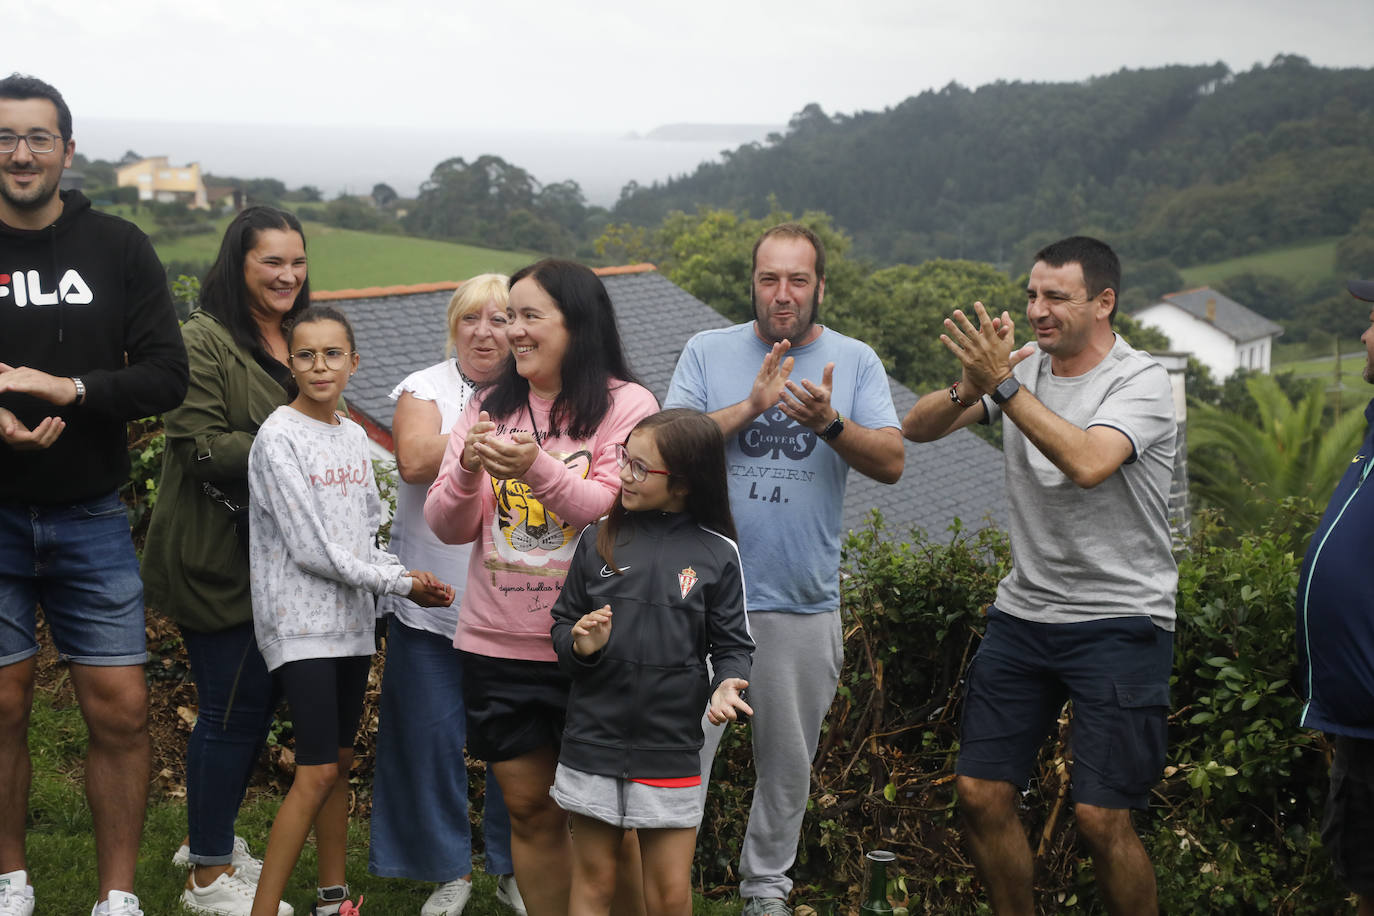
1188, 374, 1368, 534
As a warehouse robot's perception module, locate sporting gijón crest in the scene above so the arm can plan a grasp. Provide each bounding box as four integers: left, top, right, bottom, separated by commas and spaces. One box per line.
678, 566, 698, 599
0, 269, 95, 306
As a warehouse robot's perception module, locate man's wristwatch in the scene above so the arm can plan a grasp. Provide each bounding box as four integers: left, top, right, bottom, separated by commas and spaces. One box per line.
991, 376, 1021, 405
818, 413, 845, 442
71, 377, 86, 406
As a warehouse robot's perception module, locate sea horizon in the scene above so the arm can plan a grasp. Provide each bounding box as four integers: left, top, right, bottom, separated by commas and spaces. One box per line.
75, 118, 781, 208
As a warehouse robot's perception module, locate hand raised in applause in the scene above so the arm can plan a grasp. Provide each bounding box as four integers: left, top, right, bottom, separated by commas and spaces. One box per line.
407, 570, 455, 608
460, 410, 498, 472
746, 341, 795, 416
941, 302, 1035, 396
780, 361, 836, 433
571, 604, 613, 657
708, 678, 753, 725
473, 430, 540, 480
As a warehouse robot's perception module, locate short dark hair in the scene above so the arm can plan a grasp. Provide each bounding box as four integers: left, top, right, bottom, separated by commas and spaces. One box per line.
751, 222, 826, 281
480, 259, 639, 440
597, 408, 737, 572
0, 73, 72, 144
286, 304, 356, 352
199, 206, 310, 355
1034, 235, 1121, 319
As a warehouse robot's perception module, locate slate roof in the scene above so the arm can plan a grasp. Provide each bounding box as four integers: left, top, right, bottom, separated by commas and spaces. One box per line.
317, 266, 1008, 544
1151, 287, 1283, 343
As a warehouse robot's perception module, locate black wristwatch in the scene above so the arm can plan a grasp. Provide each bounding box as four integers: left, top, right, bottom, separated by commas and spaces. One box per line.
991, 376, 1022, 405
818, 413, 845, 442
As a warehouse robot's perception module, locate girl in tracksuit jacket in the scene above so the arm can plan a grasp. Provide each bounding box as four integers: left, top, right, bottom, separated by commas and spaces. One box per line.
550, 408, 754, 916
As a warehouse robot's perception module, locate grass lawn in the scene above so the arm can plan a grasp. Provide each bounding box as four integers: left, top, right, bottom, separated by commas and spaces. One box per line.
1178, 237, 1340, 289
96, 206, 534, 293
24, 683, 743, 916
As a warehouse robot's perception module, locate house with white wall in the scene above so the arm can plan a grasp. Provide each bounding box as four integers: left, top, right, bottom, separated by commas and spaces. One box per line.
1131, 286, 1282, 380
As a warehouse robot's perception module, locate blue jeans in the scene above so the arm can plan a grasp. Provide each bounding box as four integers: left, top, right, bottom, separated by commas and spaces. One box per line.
181, 622, 280, 865
0, 491, 145, 666
369, 618, 514, 880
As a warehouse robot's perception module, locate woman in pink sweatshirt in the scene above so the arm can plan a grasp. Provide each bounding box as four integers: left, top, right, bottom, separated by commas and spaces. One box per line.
424, 259, 658, 915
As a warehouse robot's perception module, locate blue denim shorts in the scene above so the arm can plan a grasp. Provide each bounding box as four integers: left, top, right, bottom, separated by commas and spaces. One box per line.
956, 605, 1173, 809
0, 491, 147, 666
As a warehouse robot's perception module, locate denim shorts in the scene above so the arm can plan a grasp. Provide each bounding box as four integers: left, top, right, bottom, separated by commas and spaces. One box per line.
1321, 735, 1374, 896
0, 491, 146, 666
956, 605, 1173, 809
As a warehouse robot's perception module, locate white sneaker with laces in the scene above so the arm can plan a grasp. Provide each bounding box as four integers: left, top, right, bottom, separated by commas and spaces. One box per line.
172, 836, 264, 883
93, 890, 144, 916
182, 869, 293, 916
420, 877, 471, 916
495, 875, 527, 915
0, 869, 34, 916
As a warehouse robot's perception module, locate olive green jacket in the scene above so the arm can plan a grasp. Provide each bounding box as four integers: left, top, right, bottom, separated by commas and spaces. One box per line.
142, 310, 290, 632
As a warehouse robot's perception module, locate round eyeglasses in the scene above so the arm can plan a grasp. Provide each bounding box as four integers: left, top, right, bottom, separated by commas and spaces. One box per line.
289, 348, 353, 373
0, 132, 59, 154
615, 443, 671, 482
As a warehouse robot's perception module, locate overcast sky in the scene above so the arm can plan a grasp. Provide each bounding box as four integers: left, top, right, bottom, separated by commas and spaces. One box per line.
8, 0, 1372, 135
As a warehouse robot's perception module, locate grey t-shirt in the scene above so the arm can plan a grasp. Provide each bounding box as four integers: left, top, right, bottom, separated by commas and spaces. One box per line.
983, 335, 1178, 630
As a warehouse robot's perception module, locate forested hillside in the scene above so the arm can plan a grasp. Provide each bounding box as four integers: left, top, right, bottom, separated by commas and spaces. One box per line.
612, 56, 1374, 276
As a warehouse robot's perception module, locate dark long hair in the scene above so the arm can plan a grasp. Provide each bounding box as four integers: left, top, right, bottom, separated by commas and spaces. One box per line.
199, 206, 310, 354
597, 409, 737, 572
479, 259, 637, 439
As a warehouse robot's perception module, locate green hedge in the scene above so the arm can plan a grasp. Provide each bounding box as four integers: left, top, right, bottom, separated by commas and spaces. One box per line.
696, 506, 1349, 913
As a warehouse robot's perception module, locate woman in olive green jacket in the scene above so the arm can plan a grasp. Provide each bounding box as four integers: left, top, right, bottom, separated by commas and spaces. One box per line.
142, 206, 308, 915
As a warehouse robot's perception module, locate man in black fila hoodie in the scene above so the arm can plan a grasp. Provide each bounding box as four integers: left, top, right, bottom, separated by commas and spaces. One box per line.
0, 74, 187, 916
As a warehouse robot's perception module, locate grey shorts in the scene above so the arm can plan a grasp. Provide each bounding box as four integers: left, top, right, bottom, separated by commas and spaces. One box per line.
551, 763, 703, 830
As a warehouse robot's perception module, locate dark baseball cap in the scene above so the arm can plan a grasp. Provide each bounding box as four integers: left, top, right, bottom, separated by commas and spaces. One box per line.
1351, 279, 1374, 302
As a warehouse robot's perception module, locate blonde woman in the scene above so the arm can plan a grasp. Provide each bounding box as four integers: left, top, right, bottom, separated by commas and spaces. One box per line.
369, 275, 525, 916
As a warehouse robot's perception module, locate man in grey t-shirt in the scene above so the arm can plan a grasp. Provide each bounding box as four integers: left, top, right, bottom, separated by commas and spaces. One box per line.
903, 236, 1176, 916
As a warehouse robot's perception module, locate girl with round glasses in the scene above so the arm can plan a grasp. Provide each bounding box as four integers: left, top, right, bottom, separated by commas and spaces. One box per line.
552, 409, 753, 916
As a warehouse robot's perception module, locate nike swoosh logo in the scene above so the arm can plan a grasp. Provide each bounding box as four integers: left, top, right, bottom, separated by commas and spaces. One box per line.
599, 565, 629, 577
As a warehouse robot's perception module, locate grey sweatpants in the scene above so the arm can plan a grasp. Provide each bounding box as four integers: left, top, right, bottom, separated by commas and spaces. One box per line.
699, 609, 844, 900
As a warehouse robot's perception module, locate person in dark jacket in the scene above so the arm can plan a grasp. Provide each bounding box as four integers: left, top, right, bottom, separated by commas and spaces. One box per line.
1297, 278, 1374, 916
550, 409, 753, 916
0, 73, 188, 916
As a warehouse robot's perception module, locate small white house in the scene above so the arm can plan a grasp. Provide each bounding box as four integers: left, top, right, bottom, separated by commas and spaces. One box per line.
1131, 287, 1282, 380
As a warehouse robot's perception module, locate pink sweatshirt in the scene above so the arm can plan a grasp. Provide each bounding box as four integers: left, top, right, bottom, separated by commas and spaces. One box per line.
424, 382, 659, 661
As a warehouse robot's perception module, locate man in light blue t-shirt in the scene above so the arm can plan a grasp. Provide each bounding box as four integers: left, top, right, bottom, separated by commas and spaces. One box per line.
904, 236, 1176, 916
665, 223, 903, 916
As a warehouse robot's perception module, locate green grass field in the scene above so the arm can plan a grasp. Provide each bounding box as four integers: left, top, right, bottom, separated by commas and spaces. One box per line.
24, 683, 743, 916
1179, 237, 1341, 289
99, 206, 534, 293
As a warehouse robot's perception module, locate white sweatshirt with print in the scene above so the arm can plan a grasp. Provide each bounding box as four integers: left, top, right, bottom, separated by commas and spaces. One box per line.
248, 405, 412, 671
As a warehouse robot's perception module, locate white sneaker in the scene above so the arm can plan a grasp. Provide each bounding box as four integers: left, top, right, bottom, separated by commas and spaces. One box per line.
173, 836, 265, 883
93, 890, 143, 916
182, 869, 293, 916
0, 869, 34, 916
495, 875, 527, 915
420, 878, 471, 916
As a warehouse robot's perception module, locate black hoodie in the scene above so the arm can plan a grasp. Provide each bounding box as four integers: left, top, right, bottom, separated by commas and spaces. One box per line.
0, 190, 188, 504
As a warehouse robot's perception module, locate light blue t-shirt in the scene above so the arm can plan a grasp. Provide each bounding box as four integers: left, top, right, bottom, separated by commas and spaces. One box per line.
665, 323, 899, 613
